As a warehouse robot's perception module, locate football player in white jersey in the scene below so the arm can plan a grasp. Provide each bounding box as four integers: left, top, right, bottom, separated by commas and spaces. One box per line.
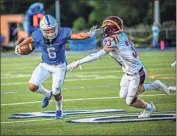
67, 16, 170, 118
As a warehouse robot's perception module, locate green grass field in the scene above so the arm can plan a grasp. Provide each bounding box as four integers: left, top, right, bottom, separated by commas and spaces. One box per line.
1, 50, 176, 135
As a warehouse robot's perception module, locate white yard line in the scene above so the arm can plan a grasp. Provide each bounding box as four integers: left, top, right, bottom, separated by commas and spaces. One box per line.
1, 94, 167, 106
1, 119, 54, 124
1, 76, 121, 86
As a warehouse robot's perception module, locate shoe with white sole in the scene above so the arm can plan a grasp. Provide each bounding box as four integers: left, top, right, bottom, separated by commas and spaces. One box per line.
55, 110, 63, 119
153, 80, 170, 95
138, 102, 156, 118
168, 86, 176, 93
41, 91, 52, 108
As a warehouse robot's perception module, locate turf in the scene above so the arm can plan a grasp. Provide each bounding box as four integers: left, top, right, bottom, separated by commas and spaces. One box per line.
1, 50, 176, 135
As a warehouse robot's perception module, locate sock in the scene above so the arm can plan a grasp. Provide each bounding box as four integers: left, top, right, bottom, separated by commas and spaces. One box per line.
56, 96, 63, 111
36, 85, 51, 98
144, 81, 158, 91
145, 103, 152, 110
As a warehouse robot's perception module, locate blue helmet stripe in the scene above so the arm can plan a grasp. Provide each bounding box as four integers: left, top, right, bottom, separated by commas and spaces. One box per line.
45, 15, 50, 25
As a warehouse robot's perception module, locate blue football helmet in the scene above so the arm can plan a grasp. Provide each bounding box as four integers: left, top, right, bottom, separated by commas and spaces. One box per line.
39, 15, 58, 40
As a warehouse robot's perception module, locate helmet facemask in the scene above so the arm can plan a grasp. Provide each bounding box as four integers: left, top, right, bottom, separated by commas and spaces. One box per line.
41, 27, 58, 40
101, 16, 123, 38
102, 23, 119, 38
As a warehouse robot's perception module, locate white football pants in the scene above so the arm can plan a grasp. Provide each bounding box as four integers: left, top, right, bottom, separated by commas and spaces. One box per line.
29, 62, 67, 95
119, 68, 147, 105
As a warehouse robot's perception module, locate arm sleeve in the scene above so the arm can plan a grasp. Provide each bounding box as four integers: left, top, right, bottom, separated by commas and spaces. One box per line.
79, 49, 107, 65
31, 30, 40, 48
67, 28, 72, 39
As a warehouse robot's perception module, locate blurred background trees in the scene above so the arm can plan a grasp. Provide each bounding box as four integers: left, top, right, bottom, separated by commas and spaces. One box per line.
1, 0, 176, 30
0, 0, 176, 48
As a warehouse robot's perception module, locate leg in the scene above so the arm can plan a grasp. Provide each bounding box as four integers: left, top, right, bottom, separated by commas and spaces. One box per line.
29, 63, 52, 108
51, 63, 67, 119
119, 74, 150, 110
134, 69, 169, 95
143, 80, 169, 95
168, 86, 176, 93
126, 75, 148, 109
130, 98, 147, 109
119, 74, 129, 99
126, 72, 155, 118
29, 83, 51, 97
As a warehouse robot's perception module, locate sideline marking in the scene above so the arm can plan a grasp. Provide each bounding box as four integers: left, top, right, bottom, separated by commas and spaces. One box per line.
1, 94, 169, 106
2, 111, 176, 124
9, 109, 125, 119
67, 113, 176, 124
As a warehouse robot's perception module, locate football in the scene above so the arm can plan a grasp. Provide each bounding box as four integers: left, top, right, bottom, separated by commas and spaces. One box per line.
18, 43, 35, 55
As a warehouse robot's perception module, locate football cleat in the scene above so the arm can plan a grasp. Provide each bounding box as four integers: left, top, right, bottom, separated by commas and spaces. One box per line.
138, 102, 156, 118
55, 110, 63, 119
41, 92, 52, 108
168, 86, 176, 93
153, 80, 170, 95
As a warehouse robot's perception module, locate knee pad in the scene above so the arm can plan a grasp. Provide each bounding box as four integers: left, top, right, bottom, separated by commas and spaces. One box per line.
52, 78, 63, 95
52, 87, 61, 95
126, 96, 137, 105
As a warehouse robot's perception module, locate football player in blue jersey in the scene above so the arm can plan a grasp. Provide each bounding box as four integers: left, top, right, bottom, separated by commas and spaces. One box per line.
67, 16, 170, 118
15, 14, 99, 119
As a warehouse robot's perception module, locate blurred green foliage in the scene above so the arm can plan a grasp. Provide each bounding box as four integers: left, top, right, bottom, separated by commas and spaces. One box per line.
1, 0, 176, 31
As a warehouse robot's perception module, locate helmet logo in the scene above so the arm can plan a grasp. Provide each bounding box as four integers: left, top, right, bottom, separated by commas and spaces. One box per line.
44, 15, 51, 25
102, 20, 121, 30
101, 16, 123, 38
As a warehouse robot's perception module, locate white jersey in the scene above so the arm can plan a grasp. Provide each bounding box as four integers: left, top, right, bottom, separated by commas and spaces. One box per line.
102, 32, 143, 74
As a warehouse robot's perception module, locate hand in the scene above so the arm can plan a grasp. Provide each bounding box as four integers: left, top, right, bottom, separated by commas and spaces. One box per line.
67, 61, 82, 72
87, 25, 100, 37
14, 45, 20, 55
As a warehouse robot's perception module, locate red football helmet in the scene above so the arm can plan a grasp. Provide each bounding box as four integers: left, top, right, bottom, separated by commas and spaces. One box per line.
101, 16, 123, 38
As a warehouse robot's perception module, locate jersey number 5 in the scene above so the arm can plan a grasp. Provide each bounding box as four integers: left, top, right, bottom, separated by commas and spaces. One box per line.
47, 47, 56, 59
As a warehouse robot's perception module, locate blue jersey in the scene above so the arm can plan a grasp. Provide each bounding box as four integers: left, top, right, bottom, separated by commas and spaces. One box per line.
31, 27, 72, 65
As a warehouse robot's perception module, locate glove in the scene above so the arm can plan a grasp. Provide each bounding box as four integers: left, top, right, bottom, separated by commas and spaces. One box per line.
171, 61, 176, 68
14, 45, 20, 55
87, 25, 100, 37
67, 60, 82, 72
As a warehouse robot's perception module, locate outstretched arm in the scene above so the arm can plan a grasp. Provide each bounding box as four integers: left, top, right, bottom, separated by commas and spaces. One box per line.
67, 49, 106, 72
80, 49, 107, 64
70, 25, 100, 40
67, 46, 115, 72
70, 33, 90, 40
